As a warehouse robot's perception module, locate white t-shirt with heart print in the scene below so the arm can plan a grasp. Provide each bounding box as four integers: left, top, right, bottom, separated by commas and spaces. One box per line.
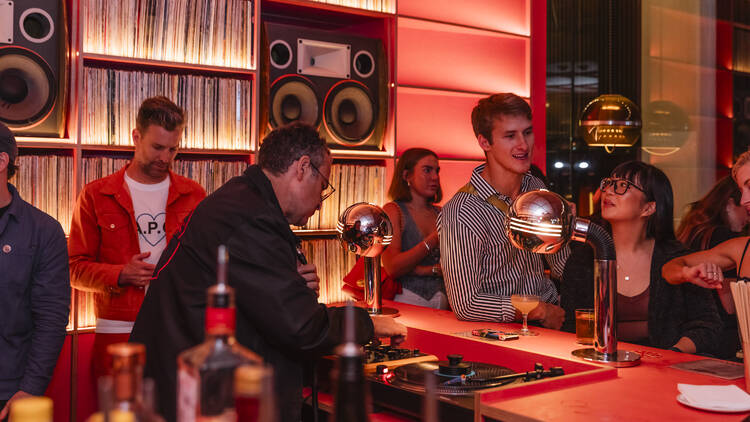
124, 173, 170, 266
97, 173, 170, 334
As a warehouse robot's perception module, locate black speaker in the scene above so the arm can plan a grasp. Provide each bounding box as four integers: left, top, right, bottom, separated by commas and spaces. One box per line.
0, 0, 67, 137
261, 22, 387, 151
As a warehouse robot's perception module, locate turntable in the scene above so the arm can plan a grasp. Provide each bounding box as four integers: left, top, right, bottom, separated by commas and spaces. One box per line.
369, 354, 564, 420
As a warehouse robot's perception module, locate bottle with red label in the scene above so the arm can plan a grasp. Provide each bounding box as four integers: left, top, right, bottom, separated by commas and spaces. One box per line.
177, 245, 263, 422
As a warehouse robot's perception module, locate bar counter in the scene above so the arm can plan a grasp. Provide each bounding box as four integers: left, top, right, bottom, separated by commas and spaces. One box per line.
380, 300, 747, 421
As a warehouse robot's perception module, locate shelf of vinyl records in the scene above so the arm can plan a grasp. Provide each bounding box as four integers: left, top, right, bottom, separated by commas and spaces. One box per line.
14, 154, 251, 236
82, 53, 256, 76
80, 0, 256, 70
291, 162, 386, 230
78, 144, 253, 156
16, 138, 75, 147
265, 0, 395, 15
80, 66, 253, 150
294, 229, 340, 238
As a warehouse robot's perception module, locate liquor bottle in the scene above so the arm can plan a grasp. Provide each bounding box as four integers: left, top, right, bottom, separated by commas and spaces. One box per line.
88, 342, 165, 422
177, 245, 263, 422
234, 364, 276, 422
9, 397, 52, 422
331, 302, 370, 422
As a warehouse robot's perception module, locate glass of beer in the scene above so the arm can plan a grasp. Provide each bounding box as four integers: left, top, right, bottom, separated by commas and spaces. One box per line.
511, 294, 540, 336
575, 308, 595, 345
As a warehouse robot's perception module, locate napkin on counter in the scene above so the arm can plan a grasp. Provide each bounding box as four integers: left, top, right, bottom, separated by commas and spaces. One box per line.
678, 384, 750, 411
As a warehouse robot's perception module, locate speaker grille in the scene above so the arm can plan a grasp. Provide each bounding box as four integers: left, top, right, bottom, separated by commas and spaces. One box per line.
324, 81, 375, 145
0, 46, 56, 130
269, 75, 321, 128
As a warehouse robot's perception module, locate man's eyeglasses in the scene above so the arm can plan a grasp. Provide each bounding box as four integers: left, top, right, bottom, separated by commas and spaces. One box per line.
310, 162, 336, 201
600, 178, 645, 196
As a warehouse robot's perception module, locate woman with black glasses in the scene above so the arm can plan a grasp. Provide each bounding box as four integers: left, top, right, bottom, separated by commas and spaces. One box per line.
559, 161, 721, 354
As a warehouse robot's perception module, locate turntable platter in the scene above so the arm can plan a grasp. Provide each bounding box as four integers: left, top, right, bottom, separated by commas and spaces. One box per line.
389, 360, 518, 395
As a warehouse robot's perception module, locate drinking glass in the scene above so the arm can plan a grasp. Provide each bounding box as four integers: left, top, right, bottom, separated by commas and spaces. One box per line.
575, 308, 595, 345
510, 294, 540, 336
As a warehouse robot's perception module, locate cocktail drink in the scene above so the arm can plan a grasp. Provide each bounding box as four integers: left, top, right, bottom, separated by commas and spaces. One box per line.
510, 294, 540, 336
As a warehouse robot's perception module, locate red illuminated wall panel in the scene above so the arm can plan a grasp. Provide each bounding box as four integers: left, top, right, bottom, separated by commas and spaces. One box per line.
437, 160, 485, 205
717, 19, 733, 70
397, 0, 530, 36
396, 87, 485, 159
717, 117, 733, 169
397, 17, 530, 96
717, 69, 733, 118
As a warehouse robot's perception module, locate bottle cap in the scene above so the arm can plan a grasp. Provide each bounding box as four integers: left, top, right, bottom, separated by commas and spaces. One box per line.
106, 343, 146, 403
10, 397, 52, 421
87, 410, 135, 422
107, 342, 146, 365
234, 364, 268, 396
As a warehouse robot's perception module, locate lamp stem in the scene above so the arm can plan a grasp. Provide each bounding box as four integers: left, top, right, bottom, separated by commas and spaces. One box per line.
593, 259, 617, 354
363, 256, 382, 314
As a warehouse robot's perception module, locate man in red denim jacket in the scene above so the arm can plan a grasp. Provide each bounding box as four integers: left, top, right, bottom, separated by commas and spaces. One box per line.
68, 97, 206, 383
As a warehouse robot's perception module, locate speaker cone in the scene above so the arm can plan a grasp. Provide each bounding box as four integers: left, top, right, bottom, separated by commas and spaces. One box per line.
0, 47, 56, 130
269, 75, 320, 128
269, 39, 292, 70
19, 8, 55, 44
353, 50, 374, 79
324, 81, 375, 145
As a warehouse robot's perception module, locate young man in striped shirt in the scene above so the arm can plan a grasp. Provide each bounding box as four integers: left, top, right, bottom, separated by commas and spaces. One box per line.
438, 93, 569, 327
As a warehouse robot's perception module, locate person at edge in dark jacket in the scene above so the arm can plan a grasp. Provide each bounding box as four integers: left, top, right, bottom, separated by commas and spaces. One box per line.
0, 122, 70, 420
130, 122, 407, 422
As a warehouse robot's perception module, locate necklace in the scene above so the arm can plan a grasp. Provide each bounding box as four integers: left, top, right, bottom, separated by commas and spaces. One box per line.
616, 264, 630, 281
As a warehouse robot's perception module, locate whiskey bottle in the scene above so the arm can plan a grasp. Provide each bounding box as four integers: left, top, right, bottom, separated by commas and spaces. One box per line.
93, 342, 165, 422
331, 302, 370, 422
177, 245, 262, 422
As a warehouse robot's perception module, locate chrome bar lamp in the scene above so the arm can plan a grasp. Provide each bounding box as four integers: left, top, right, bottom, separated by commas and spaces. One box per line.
506, 189, 640, 367
337, 202, 397, 316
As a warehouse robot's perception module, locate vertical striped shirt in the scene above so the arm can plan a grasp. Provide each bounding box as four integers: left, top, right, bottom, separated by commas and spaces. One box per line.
437, 164, 570, 322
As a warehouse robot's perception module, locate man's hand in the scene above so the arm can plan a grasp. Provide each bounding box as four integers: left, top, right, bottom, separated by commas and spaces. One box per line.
117, 252, 156, 288
680, 262, 723, 289
297, 262, 320, 296
371, 315, 408, 345
527, 302, 565, 330
0, 390, 32, 420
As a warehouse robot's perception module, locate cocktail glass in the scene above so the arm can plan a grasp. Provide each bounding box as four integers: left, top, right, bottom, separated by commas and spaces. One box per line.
511, 294, 540, 336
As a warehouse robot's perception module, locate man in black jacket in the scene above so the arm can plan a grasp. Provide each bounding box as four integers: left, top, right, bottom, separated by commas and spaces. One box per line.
130, 122, 406, 422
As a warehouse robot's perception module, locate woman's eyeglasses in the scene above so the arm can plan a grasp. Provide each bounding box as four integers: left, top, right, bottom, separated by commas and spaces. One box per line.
600, 178, 645, 195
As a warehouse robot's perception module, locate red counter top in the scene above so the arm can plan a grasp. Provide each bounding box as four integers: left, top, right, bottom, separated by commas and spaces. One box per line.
385, 300, 748, 421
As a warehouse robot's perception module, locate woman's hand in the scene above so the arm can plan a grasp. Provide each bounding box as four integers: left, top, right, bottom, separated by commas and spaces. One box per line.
423, 231, 439, 251
680, 262, 724, 289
